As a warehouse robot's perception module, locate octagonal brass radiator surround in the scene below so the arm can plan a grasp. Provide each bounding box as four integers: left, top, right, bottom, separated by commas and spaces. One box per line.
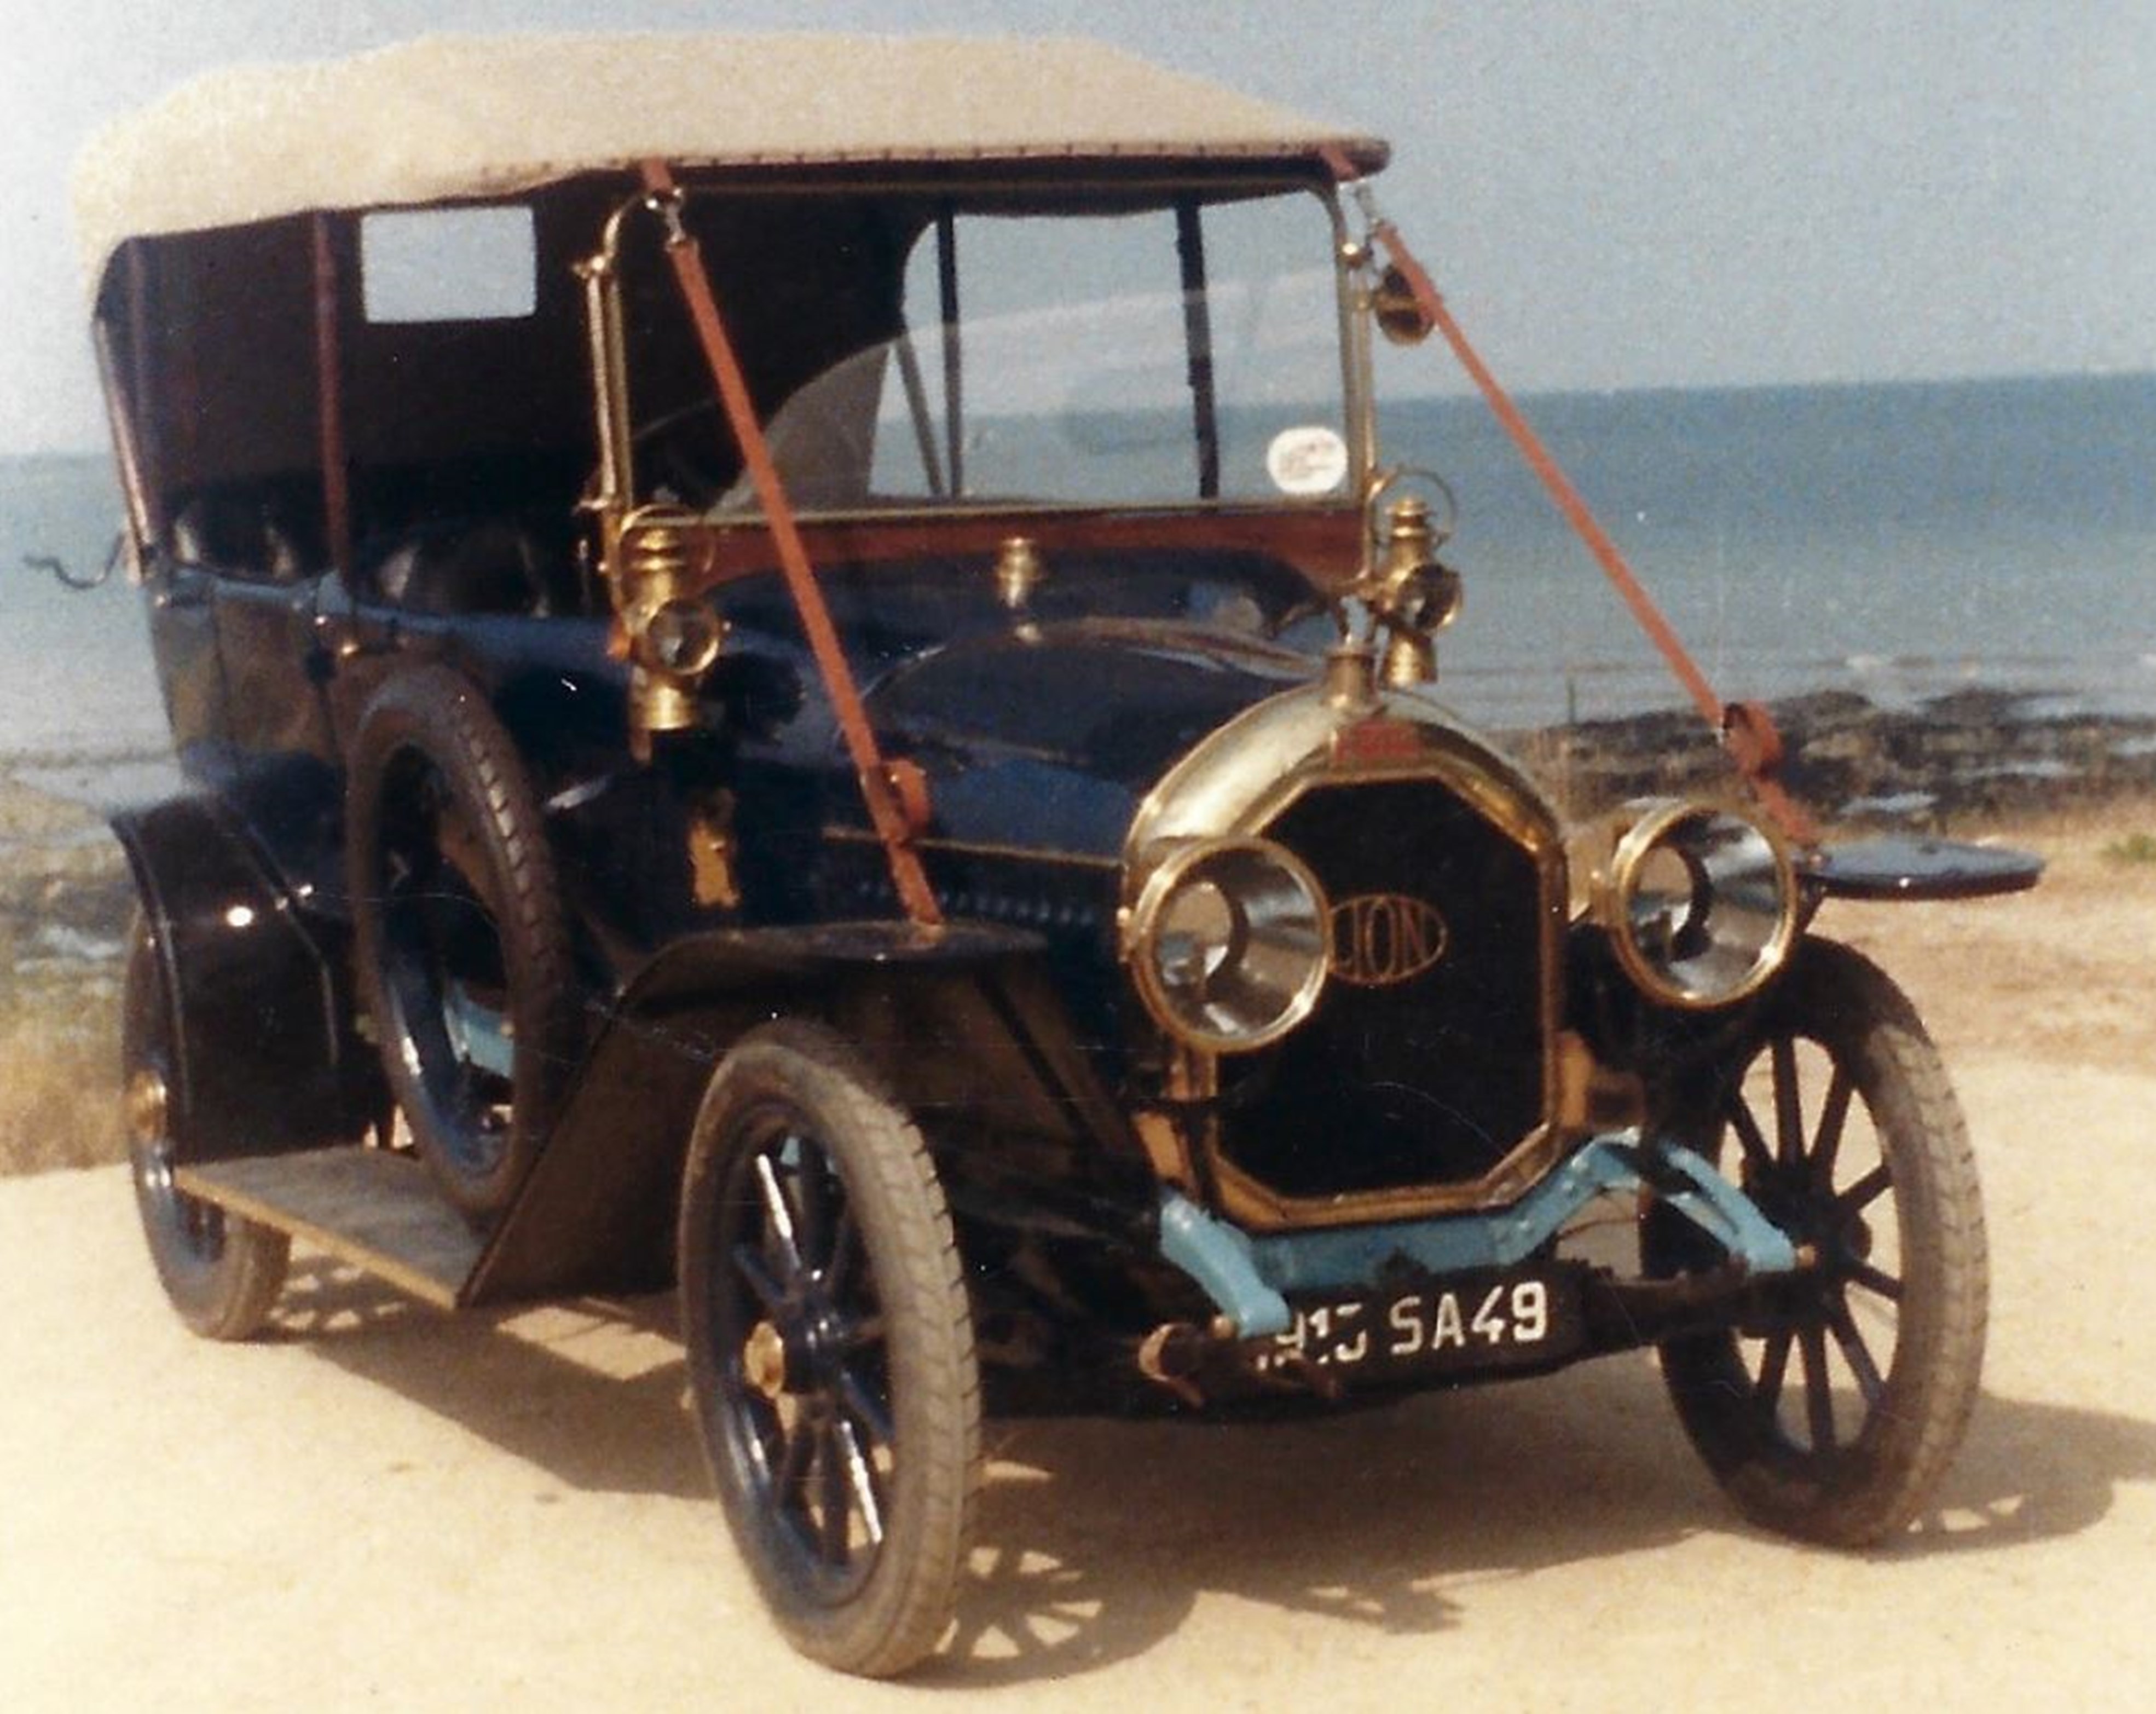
1122, 683, 1577, 1230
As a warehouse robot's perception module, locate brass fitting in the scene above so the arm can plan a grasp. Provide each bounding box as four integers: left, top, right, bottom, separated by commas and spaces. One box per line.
742, 1320, 788, 1401
1366, 495, 1461, 689
1379, 494, 1437, 592
612, 503, 725, 747
1382, 630, 1436, 689
123, 1066, 169, 1146
1137, 1322, 1209, 1407
1371, 264, 1437, 347
1322, 643, 1381, 711
686, 799, 743, 910
993, 535, 1047, 615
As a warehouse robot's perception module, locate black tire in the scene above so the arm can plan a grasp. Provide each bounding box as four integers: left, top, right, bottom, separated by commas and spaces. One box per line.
1647, 938, 1987, 1544
347, 667, 578, 1221
123, 916, 290, 1340
678, 1022, 980, 1677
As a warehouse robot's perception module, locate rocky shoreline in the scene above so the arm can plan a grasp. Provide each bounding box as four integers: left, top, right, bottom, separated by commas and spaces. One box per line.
3, 688, 2153, 982
0, 776, 135, 975
0, 784, 130, 1174
2, 689, 2151, 1173
1509, 686, 2156, 828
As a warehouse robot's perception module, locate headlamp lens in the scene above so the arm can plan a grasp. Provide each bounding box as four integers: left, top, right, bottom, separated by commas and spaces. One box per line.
643, 597, 725, 676
1134, 840, 1328, 1052
1609, 804, 1796, 1007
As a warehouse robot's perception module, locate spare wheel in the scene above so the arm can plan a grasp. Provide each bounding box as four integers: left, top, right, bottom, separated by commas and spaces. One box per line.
347, 666, 579, 1221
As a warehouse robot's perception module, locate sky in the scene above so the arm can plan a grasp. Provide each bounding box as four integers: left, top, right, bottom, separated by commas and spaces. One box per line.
1, 0, 2151, 454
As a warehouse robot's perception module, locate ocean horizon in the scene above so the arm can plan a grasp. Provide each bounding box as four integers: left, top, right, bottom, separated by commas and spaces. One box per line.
3, 370, 2151, 791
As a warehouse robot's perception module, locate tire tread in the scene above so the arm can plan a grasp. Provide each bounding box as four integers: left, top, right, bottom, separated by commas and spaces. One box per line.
346, 666, 578, 1218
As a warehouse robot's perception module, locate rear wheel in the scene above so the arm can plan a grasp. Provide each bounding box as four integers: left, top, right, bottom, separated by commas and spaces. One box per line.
1648, 938, 1987, 1544
678, 1022, 979, 1677
123, 917, 289, 1340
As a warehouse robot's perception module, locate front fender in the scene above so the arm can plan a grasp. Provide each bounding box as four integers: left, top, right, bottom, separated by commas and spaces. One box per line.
1800, 836, 2042, 901
469, 920, 1137, 1302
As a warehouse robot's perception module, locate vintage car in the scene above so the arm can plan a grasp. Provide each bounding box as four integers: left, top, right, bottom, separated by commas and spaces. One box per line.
79, 34, 2037, 1677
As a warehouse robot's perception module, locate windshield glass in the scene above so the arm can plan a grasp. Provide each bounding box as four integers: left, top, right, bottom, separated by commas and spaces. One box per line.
700, 188, 1354, 517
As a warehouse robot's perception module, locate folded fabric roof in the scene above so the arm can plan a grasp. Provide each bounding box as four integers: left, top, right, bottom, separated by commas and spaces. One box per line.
73, 32, 1388, 287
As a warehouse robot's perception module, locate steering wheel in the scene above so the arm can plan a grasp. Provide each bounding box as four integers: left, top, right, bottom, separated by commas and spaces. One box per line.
632, 399, 735, 508
633, 390, 883, 514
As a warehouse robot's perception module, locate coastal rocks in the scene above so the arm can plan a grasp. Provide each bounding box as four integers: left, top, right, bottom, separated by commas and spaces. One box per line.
0, 779, 131, 973
0, 840, 131, 972
0, 773, 128, 1174
2, 689, 2151, 1175
1513, 689, 2156, 828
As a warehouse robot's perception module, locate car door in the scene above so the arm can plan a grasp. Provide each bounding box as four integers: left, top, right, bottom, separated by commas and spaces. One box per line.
213, 565, 344, 898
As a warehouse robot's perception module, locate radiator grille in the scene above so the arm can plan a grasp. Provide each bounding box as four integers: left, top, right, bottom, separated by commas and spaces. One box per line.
1219, 777, 1551, 1198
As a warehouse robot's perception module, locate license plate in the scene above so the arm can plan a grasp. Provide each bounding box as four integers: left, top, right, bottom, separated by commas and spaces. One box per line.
1247, 1265, 1587, 1383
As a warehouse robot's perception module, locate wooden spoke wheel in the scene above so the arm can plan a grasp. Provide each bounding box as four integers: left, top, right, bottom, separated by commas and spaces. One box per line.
1648, 938, 1988, 1544
678, 1023, 979, 1677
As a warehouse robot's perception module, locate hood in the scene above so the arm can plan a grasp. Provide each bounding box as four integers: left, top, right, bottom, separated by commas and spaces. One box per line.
866, 619, 1314, 861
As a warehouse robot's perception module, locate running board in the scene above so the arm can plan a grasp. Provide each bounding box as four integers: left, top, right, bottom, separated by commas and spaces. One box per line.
177, 1148, 483, 1310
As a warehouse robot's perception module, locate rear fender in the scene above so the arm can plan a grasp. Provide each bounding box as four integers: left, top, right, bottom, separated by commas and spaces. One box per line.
470, 921, 1138, 1302
112, 794, 383, 1161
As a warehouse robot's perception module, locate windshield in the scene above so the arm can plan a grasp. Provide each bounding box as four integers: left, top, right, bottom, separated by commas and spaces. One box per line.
692, 188, 1355, 517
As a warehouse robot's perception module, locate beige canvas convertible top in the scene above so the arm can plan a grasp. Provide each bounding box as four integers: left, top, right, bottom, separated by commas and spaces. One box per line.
73, 32, 1388, 286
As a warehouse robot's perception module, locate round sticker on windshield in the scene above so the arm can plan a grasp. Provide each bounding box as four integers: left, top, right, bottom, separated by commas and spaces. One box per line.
1266, 425, 1350, 497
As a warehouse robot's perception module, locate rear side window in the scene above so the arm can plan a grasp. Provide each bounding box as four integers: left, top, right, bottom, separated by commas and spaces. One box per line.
360, 206, 537, 324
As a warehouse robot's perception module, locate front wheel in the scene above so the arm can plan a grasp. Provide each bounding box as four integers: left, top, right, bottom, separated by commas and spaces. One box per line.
1648, 938, 1987, 1544
678, 1022, 980, 1677
123, 917, 290, 1340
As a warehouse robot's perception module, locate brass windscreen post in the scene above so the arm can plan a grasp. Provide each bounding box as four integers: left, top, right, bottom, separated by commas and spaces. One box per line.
576, 204, 638, 527
579, 199, 732, 758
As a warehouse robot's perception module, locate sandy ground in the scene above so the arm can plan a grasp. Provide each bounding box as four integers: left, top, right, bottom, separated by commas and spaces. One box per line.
2, 812, 2153, 1711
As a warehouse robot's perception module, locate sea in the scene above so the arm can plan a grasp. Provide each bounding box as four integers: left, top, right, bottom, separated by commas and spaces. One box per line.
2, 372, 2151, 804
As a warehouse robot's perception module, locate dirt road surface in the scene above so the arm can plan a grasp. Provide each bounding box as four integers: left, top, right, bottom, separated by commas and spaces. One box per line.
4, 824, 2153, 1710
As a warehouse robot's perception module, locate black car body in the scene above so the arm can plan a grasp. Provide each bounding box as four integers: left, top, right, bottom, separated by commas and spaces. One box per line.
80, 34, 2034, 1678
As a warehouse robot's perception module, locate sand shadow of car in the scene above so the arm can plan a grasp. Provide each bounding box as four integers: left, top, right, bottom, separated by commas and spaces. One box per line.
278, 1257, 2156, 1685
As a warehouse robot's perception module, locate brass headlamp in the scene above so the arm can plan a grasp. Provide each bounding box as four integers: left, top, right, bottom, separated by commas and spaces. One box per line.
1590, 800, 1799, 1008
1125, 837, 1331, 1054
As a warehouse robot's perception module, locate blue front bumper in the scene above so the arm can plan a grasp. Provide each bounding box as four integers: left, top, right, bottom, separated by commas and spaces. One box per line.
1158, 1134, 1800, 1338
